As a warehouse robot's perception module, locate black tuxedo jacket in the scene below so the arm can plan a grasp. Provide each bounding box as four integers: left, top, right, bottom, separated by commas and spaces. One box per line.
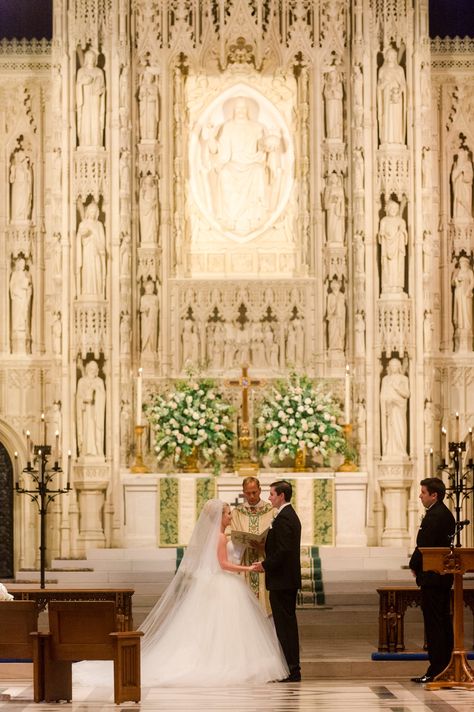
409, 500, 455, 587
263, 504, 301, 591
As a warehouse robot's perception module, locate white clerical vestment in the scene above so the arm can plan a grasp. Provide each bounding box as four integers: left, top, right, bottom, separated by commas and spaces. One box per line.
231, 501, 275, 615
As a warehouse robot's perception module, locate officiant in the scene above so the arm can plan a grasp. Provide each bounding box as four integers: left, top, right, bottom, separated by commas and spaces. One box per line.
231, 477, 275, 615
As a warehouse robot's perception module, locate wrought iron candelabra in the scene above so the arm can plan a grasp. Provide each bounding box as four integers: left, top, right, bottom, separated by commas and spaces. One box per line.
439, 429, 474, 547
15, 425, 71, 589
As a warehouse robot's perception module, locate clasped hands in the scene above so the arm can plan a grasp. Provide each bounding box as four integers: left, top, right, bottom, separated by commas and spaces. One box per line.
249, 561, 264, 573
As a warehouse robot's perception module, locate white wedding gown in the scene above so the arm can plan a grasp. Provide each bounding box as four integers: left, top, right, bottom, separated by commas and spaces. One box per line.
74, 542, 288, 688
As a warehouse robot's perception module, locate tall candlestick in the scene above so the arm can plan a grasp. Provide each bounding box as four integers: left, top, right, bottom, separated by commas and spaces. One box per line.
441, 426, 447, 463
344, 365, 351, 424
136, 367, 143, 426
26, 430, 31, 468
429, 448, 434, 476
54, 430, 60, 465
67, 449, 72, 488
455, 412, 460, 442
41, 412, 46, 444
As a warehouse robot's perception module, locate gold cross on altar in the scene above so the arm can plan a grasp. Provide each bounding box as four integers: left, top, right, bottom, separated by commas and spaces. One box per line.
226, 365, 264, 471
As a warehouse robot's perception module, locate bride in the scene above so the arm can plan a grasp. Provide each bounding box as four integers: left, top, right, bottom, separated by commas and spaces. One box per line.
75, 499, 288, 687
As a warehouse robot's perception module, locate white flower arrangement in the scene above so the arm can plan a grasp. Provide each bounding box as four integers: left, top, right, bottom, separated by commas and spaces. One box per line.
145, 376, 235, 474
257, 373, 346, 463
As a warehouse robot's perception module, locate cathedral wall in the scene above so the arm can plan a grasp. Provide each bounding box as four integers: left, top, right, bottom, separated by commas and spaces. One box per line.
0, 2, 473, 572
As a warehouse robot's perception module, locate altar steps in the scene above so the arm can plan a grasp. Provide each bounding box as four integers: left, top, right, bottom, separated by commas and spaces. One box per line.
12, 545, 413, 627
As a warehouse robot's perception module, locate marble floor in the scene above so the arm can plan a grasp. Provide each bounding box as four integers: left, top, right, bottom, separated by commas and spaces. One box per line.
1, 679, 474, 711
2, 606, 473, 710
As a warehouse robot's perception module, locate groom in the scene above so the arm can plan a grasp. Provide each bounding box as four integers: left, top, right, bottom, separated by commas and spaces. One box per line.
254, 480, 302, 682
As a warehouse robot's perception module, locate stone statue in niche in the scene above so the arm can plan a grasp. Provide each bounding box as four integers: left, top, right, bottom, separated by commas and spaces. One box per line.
354, 232, 365, 275
452, 256, 474, 351
357, 400, 366, 445
324, 172, 345, 243
207, 322, 224, 370
326, 278, 346, 351
378, 200, 407, 294
120, 312, 131, 355
286, 320, 297, 365
235, 323, 251, 366
140, 280, 159, 354
352, 64, 363, 129
377, 47, 406, 146
51, 311, 62, 355
10, 143, 33, 222
323, 61, 343, 140
263, 323, 279, 369
76, 200, 106, 299
120, 232, 131, 276
139, 174, 159, 244
183, 316, 200, 367
422, 230, 432, 277
119, 64, 129, 110
423, 310, 434, 352
223, 321, 237, 370
76, 49, 105, 148
9, 256, 32, 353
353, 148, 364, 191
354, 311, 365, 357
201, 97, 283, 235
424, 400, 434, 446
251, 320, 265, 367
120, 399, 131, 461
120, 150, 130, 193
139, 69, 159, 141
380, 357, 410, 458
293, 316, 305, 368
76, 360, 105, 458
451, 147, 473, 223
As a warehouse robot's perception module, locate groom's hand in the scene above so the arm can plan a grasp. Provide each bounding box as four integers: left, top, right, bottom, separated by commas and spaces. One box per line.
252, 561, 264, 573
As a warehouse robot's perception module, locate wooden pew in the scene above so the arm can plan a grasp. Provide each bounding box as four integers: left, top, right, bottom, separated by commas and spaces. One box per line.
0, 601, 44, 702
377, 585, 474, 652
42, 600, 143, 704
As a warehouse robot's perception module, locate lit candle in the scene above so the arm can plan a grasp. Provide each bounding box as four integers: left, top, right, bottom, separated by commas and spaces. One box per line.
344, 365, 351, 424
136, 368, 143, 426
455, 412, 460, 442
41, 412, 46, 444
469, 427, 473, 463
441, 426, 447, 463
67, 449, 72, 489
14, 451, 18, 482
26, 430, 31, 468
429, 448, 434, 476
54, 430, 60, 465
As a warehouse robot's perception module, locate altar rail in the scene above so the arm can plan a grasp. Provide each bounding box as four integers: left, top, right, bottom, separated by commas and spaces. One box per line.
10, 588, 134, 631
377, 585, 474, 652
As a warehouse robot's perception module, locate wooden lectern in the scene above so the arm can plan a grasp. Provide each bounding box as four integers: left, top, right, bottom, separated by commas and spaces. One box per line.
419, 547, 474, 690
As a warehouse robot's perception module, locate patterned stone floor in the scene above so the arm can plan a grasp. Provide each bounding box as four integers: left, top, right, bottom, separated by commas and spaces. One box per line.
1, 679, 474, 711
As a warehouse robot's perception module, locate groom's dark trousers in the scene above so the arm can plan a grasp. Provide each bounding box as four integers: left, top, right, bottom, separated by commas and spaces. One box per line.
263, 504, 302, 675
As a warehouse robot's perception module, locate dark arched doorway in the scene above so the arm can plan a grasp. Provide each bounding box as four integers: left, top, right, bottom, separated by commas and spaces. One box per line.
0, 443, 14, 578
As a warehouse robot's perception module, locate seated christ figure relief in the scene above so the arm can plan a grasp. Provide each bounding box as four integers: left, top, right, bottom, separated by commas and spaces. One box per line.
192, 91, 293, 241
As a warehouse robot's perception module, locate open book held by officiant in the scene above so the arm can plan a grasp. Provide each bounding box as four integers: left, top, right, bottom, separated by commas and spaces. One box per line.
231, 526, 270, 547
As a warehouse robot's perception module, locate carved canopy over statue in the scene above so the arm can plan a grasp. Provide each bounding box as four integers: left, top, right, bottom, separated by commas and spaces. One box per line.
191, 89, 293, 241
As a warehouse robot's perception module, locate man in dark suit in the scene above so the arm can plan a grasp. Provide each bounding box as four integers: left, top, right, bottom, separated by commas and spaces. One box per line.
409, 477, 455, 684
254, 480, 301, 682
